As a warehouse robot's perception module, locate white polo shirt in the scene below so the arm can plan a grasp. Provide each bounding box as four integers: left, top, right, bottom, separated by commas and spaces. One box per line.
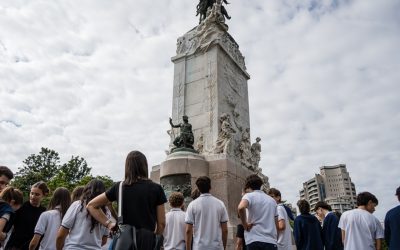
338, 208, 384, 250
276, 204, 292, 250
34, 208, 62, 250
185, 193, 229, 250
242, 190, 278, 245
163, 208, 186, 250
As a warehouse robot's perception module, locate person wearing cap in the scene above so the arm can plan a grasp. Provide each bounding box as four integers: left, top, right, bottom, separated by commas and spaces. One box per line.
384, 186, 400, 250
314, 201, 343, 250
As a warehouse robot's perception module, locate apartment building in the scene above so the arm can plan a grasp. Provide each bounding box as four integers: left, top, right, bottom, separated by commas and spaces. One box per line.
299, 164, 357, 213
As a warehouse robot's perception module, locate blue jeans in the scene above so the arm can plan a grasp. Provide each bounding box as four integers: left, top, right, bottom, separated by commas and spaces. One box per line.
247, 242, 277, 250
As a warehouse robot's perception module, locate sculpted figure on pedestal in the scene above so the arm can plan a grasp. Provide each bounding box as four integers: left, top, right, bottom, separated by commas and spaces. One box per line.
214, 113, 236, 154
251, 137, 261, 170
196, 134, 204, 153
238, 128, 252, 168
196, 0, 231, 24
169, 116, 195, 152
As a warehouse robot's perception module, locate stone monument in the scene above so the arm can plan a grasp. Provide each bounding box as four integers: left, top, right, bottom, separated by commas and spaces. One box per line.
151, 1, 270, 248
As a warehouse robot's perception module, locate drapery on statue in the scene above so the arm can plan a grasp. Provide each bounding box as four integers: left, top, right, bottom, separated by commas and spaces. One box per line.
169, 116, 195, 151
196, 0, 231, 24
214, 113, 236, 154
251, 137, 261, 170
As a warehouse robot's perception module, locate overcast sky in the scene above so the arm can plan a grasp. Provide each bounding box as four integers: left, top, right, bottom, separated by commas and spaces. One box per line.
1, 0, 399, 220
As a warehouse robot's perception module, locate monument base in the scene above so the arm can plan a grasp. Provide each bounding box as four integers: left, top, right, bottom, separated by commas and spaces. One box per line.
151, 152, 270, 250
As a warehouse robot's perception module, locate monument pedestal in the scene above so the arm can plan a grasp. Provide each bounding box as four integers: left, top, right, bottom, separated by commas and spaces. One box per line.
151, 152, 269, 249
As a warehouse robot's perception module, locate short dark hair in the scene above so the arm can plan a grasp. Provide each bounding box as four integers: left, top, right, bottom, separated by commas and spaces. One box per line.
0, 166, 13, 180
267, 188, 281, 200
297, 199, 310, 214
124, 151, 148, 185
357, 192, 378, 206
169, 192, 184, 208
196, 176, 211, 193
314, 201, 332, 211
245, 174, 263, 190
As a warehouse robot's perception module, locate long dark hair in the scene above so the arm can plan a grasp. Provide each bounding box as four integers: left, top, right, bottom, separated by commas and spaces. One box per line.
48, 187, 71, 220
80, 179, 106, 232
124, 151, 148, 185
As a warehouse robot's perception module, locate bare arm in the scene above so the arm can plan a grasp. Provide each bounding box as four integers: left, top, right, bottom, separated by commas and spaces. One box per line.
221, 222, 228, 249
341, 229, 346, 245
375, 238, 382, 250
0, 218, 7, 241
169, 118, 180, 128
276, 217, 282, 230
155, 204, 166, 235
86, 193, 116, 230
56, 227, 69, 250
185, 224, 193, 250
29, 234, 41, 250
238, 199, 252, 231
235, 238, 244, 250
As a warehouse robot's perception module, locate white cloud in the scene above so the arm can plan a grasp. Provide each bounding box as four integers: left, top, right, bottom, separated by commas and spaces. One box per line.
1, 0, 399, 220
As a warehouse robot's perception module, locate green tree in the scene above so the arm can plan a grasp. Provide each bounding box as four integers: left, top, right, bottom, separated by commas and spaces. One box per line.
48, 156, 91, 191
12, 148, 114, 206
12, 147, 61, 195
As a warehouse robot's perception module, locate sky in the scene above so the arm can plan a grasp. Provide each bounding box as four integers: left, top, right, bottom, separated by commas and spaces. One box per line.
1, 0, 399, 220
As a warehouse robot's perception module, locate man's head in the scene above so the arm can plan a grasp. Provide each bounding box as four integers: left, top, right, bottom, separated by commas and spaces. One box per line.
396, 186, 400, 202
314, 201, 332, 218
169, 192, 184, 209
196, 176, 211, 194
297, 199, 311, 215
0, 166, 13, 192
256, 137, 261, 142
267, 188, 281, 203
357, 192, 378, 213
244, 174, 263, 191
182, 115, 188, 122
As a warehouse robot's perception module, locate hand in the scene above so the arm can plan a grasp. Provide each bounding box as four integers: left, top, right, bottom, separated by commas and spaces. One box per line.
244, 222, 253, 231
107, 222, 117, 232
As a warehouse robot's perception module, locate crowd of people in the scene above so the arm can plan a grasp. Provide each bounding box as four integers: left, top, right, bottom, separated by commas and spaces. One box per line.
0, 150, 398, 250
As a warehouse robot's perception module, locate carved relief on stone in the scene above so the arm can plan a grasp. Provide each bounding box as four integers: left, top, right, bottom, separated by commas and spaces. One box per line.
214, 113, 236, 155
251, 137, 262, 170
196, 133, 204, 153
237, 128, 252, 168
165, 129, 177, 155
219, 33, 246, 71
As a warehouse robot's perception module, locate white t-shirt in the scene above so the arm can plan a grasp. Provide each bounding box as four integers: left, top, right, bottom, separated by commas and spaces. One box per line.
338, 208, 384, 250
242, 190, 278, 245
34, 209, 62, 250
61, 201, 108, 250
163, 208, 186, 250
276, 204, 292, 250
185, 193, 229, 250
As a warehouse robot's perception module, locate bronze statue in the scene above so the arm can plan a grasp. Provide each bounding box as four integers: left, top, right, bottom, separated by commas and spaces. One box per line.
196, 0, 231, 24
169, 115, 195, 151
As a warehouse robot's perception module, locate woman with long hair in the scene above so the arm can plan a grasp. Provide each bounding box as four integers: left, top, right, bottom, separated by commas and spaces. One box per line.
87, 150, 167, 250
7, 181, 49, 250
56, 179, 108, 250
29, 187, 71, 250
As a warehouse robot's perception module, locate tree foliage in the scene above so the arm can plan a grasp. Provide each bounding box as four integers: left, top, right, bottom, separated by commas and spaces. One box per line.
13, 147, 60, 195
12, 148, 114, 201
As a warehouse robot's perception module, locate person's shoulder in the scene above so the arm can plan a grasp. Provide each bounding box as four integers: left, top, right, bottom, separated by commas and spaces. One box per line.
386, 204, 400, 217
